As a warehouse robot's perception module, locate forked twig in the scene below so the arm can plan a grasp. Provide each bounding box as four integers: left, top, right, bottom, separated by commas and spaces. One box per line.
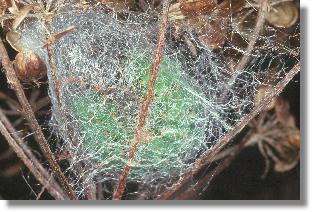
0, 109, 67, 200
0, 39, 77, 200
158, 63, 300, 199
113, 0, 170, 200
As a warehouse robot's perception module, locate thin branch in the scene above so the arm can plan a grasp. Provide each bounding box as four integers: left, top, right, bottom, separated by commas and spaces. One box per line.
235, 0, 269, 73
36, 185, 46, 200
0, 39, 76, 200
0, 109, 67, 200
43, 22, 89, 200
112, 0, 170, 200
158, 63, 300, 199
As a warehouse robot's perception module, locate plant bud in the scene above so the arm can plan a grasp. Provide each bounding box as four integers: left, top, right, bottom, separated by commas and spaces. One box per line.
13, 51, 47, 83
266, 2, 298, 28
254, 86, 276, 111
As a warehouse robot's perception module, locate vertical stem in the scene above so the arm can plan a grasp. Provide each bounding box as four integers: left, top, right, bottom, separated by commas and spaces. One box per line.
235, 0, 269, 73
44, 25, 100, 199
113, 0, 170, 200
0, 39, 77, 200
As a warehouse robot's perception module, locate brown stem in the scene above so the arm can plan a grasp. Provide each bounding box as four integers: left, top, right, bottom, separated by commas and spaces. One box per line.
235, 0, 269, 73
0, 109, 67, 200
112, 0, 170, 200
158, 63, 300, 199
42, 21, 92, 199
45, 44, 63, 107
0, 39, 76, 200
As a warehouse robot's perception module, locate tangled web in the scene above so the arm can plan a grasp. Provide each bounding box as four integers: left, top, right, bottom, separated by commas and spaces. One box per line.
14, 0, 299, 199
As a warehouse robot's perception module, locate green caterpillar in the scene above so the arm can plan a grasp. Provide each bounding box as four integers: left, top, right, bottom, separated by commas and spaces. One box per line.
69, 53, 207, 177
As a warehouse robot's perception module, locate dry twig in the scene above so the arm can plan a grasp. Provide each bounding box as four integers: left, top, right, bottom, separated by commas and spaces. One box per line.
0, 109, 67, 200
0, 39, 76, 200
235, 0, 269, 73
113, 0, 170, 200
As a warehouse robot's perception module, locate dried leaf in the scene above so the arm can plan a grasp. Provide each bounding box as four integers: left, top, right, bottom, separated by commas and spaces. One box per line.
7, 0, 18, 15
179, 0, 216, 17
198, 17, 229, 49
169, 0, 233, 50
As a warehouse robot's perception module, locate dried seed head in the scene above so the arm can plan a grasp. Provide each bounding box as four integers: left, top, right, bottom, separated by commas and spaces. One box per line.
254, 86, 276, 111
265, 1, 298, 28
272, 97, 300, 173
13, 51, 47, 82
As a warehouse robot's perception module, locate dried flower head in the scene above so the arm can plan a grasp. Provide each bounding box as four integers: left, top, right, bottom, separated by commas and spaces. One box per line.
248, 97, 300, 176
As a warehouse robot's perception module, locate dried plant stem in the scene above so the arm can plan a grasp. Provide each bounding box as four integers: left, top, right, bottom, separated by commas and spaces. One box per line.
113, 0, 170, 200
0, 40, 76, 200
0, 109, 67, 200
235, 0, 268, 73
158, 63, 300, 199
46, 47, 62, 105
43, 23, 96, 199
